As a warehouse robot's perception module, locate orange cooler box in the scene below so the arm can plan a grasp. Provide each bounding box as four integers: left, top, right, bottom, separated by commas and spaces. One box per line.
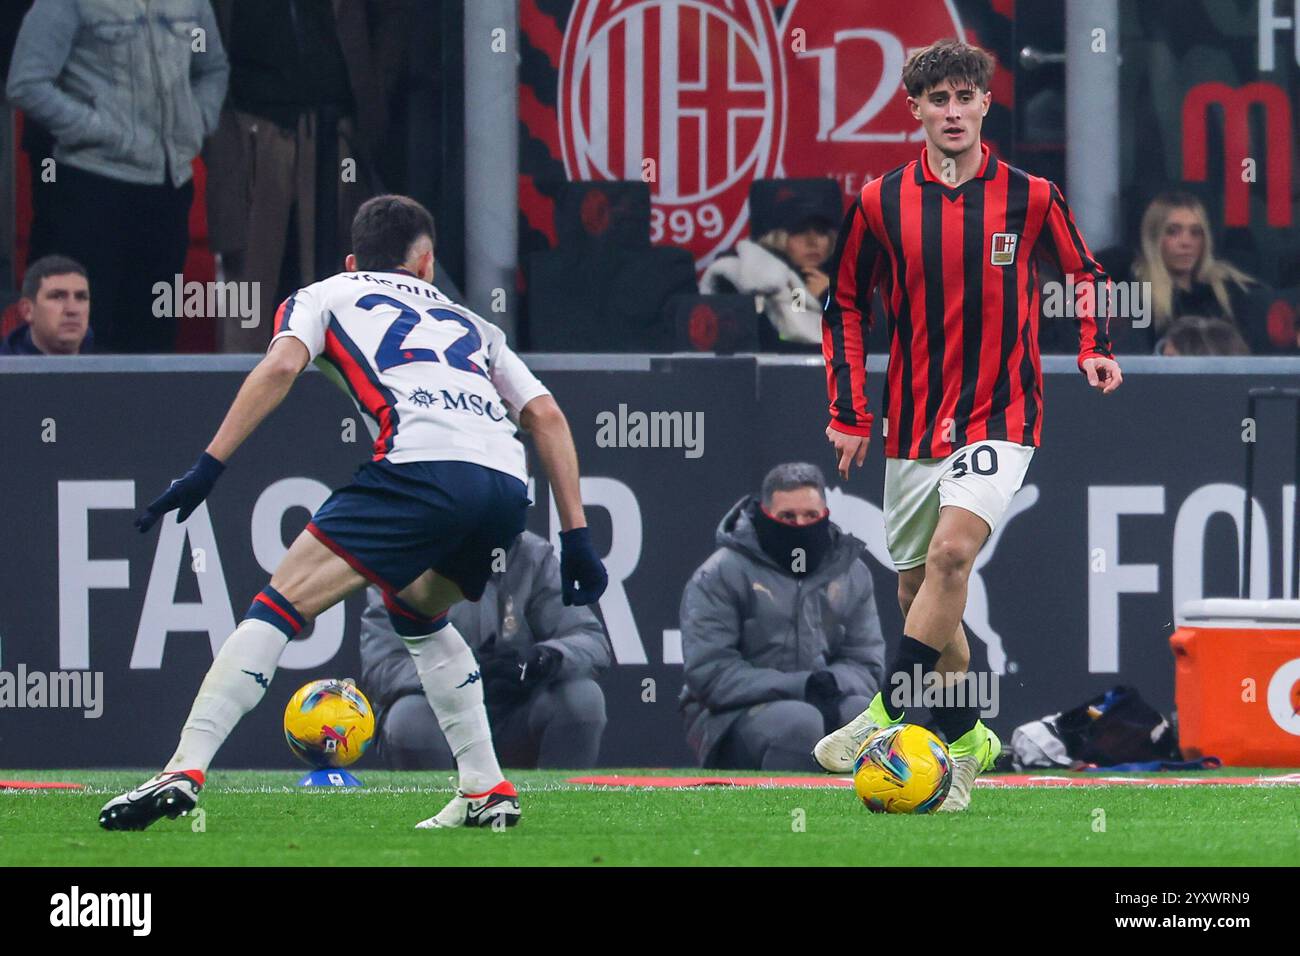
1170, 599, 1300, 766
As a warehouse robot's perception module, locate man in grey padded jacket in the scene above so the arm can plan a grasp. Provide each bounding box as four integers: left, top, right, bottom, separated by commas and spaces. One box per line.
679, 463, 886, 770
360, 531, 612, 769
6, 0, 228, 352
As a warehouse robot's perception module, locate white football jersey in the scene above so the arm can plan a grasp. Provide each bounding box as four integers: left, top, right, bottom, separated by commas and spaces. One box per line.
269, 269, 549, 484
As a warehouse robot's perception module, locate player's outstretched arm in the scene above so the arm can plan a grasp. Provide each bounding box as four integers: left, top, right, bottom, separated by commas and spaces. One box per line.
204, 338, 310, 462
135, 338, 309, 532
519, 394, 608, 606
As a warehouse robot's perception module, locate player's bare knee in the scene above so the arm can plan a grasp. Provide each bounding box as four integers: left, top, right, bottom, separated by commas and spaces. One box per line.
384, 588, 451, 638
401, 592, 446, 620
925, 537, 978, 582
396, 570, 463, 619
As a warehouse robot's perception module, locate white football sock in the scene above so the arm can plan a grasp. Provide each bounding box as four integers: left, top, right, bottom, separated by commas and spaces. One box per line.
164, 619, 287, 774
405, 623, 503, 794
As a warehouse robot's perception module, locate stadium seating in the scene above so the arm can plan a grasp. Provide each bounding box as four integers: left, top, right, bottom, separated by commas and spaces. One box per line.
664, 293, 762, 354
526, 243, 697, 351
527, 180, 696, 351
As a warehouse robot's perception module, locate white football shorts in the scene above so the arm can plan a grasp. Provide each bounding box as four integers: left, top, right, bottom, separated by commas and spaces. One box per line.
883, 440, 1035, 571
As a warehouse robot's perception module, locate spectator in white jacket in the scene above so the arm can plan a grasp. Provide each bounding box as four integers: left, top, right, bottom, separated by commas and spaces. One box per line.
699, 197, 836, 348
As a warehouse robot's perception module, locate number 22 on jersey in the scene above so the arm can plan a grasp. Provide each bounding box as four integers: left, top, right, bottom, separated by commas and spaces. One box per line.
357, 294, 489, 378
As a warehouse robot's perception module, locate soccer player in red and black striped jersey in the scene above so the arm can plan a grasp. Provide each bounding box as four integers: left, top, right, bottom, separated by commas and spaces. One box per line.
812, 39, 1123, 810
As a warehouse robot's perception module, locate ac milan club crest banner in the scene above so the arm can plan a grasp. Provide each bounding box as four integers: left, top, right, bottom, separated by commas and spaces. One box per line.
518, 0, 1015, 275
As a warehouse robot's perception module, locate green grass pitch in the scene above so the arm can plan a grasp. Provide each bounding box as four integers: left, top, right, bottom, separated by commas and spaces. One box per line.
2, 769, 1297, 867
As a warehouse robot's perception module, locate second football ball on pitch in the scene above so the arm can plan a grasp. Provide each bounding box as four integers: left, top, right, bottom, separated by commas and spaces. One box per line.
852, 723, 953, 814
283, 679, 375, 769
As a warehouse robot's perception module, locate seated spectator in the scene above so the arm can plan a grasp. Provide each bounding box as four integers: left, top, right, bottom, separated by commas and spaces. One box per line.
1115, 191, 1262, 354
699, 199, 835, 349
0, 254, 92, 355
360, 531, 611, 770
6, 0, 228, 353
679, 463, 886, 770
1157, 315, 1251, 356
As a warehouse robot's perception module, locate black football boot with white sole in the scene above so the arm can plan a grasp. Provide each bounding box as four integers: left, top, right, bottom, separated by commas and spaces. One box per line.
99, 770, 205, 831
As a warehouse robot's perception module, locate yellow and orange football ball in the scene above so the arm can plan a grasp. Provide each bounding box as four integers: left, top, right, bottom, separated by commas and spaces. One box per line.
852, 723, 953, 813
283, 679, 375, 769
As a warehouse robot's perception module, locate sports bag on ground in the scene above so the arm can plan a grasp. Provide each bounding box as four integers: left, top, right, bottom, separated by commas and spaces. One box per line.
1010, 685, 1180, 769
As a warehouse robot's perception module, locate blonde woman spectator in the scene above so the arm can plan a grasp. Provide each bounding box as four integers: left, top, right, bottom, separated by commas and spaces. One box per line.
1120, 191, 1261, 353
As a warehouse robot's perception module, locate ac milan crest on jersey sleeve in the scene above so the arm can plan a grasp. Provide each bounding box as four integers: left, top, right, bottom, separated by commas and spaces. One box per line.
822, 144, 1114, 460
268, 270, 549, 483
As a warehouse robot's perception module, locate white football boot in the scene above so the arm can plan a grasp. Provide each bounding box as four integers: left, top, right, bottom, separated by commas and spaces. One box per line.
415, 779, 520, 829
813, 693, 899, 773
99, 770, 204, 831
938, 722, 1001, 813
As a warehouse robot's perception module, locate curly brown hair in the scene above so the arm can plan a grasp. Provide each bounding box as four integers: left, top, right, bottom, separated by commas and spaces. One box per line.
901, 38, 994, 97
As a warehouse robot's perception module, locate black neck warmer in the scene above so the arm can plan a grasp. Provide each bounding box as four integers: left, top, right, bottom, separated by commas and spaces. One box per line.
751, 502, 833, 576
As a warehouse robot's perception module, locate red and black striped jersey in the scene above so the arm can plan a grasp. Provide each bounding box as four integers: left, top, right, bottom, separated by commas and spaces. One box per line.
822, 143, 1113, 459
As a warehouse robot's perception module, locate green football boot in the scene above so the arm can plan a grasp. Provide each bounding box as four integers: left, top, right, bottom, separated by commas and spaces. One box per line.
938, 720, 1001, 812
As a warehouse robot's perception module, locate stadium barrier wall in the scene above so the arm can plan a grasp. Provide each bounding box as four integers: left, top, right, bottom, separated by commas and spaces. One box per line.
2, 354, 1298, 767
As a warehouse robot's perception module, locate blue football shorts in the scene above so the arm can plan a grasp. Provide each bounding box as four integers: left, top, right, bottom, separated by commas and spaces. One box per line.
307, 458, 530, 601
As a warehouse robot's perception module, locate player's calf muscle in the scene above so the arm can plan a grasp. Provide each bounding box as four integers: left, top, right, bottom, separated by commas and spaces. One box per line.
897, 567, 925, 615
935, 634, 970, 674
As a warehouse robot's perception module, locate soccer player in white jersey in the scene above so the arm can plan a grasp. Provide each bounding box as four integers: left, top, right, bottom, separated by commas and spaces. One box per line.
100, 195, 607, 831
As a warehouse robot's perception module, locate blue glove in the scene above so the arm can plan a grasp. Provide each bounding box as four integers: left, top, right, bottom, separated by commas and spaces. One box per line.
559, 527, 608, 606
135, 452, 226, 532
